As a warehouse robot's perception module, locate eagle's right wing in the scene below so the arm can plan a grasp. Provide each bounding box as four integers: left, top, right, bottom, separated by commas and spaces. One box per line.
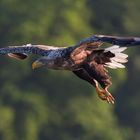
0, 44, 55, 60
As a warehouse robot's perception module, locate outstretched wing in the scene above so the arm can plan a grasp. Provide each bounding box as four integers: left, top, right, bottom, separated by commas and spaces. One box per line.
77, 35, 140, 47
72, 35, 140, 69
0, 44, 56, 60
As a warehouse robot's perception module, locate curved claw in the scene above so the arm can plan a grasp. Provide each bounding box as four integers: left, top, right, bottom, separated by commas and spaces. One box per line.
105, 87, 115, 104
106, 94, 115, 104
96, 88, 115, 104
94, 79, 115, 104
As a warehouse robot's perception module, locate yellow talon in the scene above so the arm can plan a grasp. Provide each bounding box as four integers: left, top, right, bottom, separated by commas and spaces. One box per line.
94, 79, 115, 104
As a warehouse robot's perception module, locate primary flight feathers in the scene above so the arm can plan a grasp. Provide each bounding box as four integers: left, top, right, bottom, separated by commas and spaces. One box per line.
0, 35, 140, 104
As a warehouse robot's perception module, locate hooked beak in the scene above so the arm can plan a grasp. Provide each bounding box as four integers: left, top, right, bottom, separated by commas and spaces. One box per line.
32, 61, 44, 69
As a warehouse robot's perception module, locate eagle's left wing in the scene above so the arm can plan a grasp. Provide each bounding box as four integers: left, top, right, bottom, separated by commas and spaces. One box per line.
73, 35, 140, 69
77, 35, 140, 47
71, 35, 136, 69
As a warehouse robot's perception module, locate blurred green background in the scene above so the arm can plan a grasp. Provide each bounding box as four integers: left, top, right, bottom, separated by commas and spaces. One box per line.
0, 0, 140, 140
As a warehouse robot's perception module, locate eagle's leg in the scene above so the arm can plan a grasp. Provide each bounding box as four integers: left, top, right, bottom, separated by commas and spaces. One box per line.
104, 85, 115, 104
94, 80, 115, 104
94, 80, 107, 100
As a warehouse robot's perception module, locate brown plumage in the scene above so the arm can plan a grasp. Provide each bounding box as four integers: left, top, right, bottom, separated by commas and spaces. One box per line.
1, 35, 140, 104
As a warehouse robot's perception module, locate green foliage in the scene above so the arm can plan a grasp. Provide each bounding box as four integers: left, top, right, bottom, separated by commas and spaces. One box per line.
0, 0, 140, 140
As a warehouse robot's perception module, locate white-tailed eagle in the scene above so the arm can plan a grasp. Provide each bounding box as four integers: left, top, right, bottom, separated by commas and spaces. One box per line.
1, 35, 140, 104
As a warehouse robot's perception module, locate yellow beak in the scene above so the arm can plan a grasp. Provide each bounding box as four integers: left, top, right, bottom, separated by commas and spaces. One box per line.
32, 61, 44, 69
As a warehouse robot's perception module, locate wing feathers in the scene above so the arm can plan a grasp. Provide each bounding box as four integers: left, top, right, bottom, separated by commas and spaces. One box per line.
106, 61, 125, 69
104, 45, 128, 69
7, 53, 28, 60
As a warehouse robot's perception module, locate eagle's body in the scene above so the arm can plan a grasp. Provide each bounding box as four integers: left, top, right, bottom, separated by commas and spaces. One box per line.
1, 35, 140, 104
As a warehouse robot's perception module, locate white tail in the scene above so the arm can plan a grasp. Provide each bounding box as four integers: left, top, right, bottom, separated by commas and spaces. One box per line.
105, 45, 128, 69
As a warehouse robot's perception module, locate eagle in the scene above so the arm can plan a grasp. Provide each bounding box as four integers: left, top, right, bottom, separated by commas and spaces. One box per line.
0, 35, 140, 104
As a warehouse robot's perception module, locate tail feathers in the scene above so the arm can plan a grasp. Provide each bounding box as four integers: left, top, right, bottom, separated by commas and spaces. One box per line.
106, 61, 125, 69
7, 53, 28, 60
115, 53, 128, 59
105, 45, 127, 53
105, 45, 128, 69
105, 45, 119, 51
111, 57, 128, 63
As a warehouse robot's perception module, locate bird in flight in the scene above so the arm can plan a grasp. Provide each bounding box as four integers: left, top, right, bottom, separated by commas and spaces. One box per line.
0, 35, 140, 104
